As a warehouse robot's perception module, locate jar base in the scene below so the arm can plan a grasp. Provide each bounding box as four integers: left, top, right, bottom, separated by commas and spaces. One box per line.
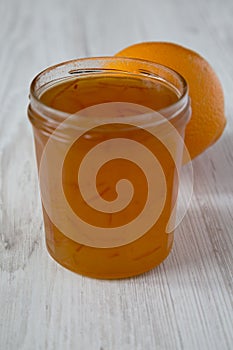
46, 240, 173, 280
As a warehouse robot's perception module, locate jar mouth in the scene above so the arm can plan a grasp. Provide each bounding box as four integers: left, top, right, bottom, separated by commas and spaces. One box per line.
29, 56, 189, 128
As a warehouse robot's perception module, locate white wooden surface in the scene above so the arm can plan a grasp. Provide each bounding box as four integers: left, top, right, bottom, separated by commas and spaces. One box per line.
0, 0, 232, 349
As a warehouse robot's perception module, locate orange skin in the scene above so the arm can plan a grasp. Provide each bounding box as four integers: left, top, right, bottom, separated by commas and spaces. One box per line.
116, 42, 226, 160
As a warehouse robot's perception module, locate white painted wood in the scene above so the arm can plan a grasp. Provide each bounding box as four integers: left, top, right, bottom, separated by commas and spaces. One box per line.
0, 0, 232, 349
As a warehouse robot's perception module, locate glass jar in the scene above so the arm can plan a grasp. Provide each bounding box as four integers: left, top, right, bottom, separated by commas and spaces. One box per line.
28, 57, 191, 279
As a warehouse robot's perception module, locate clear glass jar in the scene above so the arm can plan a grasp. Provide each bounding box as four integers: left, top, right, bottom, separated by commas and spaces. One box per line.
28, 57, 191, 279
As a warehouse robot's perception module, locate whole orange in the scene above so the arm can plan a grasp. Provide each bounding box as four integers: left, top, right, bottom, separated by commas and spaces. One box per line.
115, 42, 226, 160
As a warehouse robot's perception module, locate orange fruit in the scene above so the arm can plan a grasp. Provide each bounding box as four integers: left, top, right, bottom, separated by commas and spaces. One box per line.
115, 42, 226, 160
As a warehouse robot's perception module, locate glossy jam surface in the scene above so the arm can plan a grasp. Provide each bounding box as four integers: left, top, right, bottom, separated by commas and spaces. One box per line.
40, 74, 178, 113
31, 74, 182, 279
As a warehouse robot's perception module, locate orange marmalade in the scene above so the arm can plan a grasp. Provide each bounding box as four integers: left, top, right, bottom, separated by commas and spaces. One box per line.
28, 58, 190, 278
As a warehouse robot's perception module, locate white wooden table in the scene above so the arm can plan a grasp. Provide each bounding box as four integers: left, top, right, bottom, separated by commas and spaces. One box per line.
0, 0, 232, 349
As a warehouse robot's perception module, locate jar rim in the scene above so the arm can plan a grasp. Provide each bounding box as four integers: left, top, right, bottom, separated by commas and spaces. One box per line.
29, 56, 189, 127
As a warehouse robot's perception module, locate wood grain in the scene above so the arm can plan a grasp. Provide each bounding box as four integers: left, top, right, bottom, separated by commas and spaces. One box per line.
0, 0, 232, 349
